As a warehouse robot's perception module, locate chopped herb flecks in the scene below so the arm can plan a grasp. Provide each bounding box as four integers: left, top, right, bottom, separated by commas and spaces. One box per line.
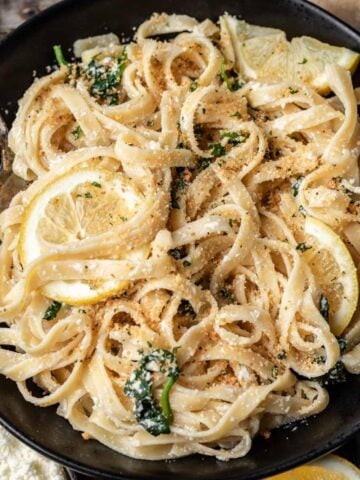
312, 355, 326, 364
220, 130, 249, 145
198, 158, 212, 170
210, 143, 225, 157
71, 126, 83, 140
178, 299, 196, 318
338, 337, 347, 355
220, 288, 234, 303
189, 81, 198, 92
296, 242, 312, 253
299, 205, 307, 216
43, 301, 62, 320
319, 294, 330, 321
194, 123, 204, 138
277, 350, 287, 360
289, 87, 299, 94
220, 61, 244, 91
171, 175, 189, 209
91, 181, 102, 188
168, 248, 186, 260
291, 176, 303, 197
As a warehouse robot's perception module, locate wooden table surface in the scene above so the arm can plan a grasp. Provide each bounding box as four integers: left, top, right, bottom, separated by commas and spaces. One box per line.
0, 0, 359, 479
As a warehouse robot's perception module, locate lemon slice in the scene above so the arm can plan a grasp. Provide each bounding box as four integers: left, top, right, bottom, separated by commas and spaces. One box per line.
304, 216, 358, 336
19, 166, 146, 305
267, 454, 360, 480
291, 36, 360, 92
222, 15, 360, 93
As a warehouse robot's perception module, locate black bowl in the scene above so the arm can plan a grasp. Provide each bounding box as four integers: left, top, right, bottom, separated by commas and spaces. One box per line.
0, 1, 360, 479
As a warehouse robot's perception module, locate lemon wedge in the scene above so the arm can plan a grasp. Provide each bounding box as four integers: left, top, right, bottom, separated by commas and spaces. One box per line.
303, 216, 358, 336
222, 15, 360, 93
266, 454, 360, 480
19, 166, 147, 305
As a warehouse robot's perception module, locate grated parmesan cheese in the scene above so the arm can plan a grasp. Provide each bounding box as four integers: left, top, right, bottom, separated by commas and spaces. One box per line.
0, 425, 66, 480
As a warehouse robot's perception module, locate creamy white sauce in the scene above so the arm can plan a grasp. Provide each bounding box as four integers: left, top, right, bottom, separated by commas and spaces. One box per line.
0, 426, 66, 480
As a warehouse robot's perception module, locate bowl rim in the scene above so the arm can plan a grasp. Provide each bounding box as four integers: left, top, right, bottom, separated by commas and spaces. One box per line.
0, 0, 360, 53
0, 0, 360, 479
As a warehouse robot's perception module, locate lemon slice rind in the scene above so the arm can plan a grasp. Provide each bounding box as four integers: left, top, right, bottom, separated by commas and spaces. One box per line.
267, 454, 360, 480
311, 454, 360, 479
223, 15, 360, 93
19, 166, 147, 305
304, 216, 358, 336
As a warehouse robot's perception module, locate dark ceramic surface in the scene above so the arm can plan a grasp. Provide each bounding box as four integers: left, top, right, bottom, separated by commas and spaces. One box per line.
0, 1, 360, 479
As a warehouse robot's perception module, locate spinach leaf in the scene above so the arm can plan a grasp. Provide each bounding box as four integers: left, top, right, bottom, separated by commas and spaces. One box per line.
316, 338, 348, 386
291, 176, 303, 197
296, 242, 312, 253
124, 349, 180, 436
220, 130, 249, 145
170, 176, 189, 209
209, 143, 225, 157
53, 45, 69, 67
43, 301, 62, 320
86, 49, 127, 105
319, 294, 330, 321
220, 61, 244, 91
317, 360, 347, 386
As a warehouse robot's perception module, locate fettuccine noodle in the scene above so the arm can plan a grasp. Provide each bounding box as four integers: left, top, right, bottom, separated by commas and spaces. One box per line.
0, 12, 360, 461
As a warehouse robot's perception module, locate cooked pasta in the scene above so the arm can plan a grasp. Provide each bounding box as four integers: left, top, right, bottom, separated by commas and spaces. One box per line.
0, 12, 360, 461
